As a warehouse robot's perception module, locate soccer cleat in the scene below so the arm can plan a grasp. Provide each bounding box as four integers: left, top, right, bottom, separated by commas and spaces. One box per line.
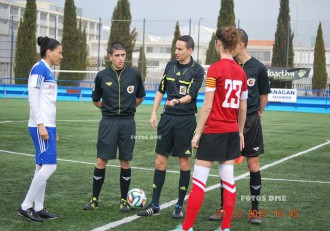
172, 204, 184, 219
137, 203, 160, 216
250, 215, 262, 224
36, 208, 58, 219
18, 206, 43, 222
119, 199, 131, 212
208, 208, 224, 221
83, 197, 98, 210
170, 224, 194, 231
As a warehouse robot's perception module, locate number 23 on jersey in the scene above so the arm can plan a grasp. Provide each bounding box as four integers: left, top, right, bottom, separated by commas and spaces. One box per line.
222, 79, 243, 109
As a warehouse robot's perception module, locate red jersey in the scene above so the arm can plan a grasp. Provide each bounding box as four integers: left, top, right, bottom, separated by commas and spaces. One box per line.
204, 59, 248, 134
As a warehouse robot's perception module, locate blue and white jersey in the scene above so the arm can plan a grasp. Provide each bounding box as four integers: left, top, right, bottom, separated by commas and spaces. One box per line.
28, 59, 57, 127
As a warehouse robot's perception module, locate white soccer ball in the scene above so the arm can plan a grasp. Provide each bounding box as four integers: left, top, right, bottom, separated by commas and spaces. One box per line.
127, 188, 147, 208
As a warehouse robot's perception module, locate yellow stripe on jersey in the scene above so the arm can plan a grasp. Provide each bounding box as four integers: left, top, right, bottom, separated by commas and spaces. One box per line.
161, 74, 166, 92
187, 78, 194, 94
179, 80, 190, 84
205, 77, 216, 88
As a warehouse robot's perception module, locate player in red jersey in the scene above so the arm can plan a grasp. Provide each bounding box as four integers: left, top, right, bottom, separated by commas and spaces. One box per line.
172, 26, 247, 231
208, 28, 271, 225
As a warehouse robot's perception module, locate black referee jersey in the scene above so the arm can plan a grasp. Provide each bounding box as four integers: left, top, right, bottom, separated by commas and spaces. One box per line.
92, 65, 146, 117
158, 58, 204, 115
236, 57, 271, 115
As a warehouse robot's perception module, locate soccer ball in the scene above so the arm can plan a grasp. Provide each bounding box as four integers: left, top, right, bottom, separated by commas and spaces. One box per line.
127, 188, 147, 208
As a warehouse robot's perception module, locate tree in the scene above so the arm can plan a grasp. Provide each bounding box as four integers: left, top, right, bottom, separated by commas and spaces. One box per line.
138, 47, 147, 82
58, 0, 81, 86
106, 0, 137, 67
77, 19, 87, 81
14, 0, 37, 84
312, 23, 328, 96
205, 33, 218, 65
271, 0, 294, 68
205, 0, 236, 65
171, 21, 181, 60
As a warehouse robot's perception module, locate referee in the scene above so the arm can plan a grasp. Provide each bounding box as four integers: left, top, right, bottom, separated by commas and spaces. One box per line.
83, 42, 146, 212
138, 35, 204, 219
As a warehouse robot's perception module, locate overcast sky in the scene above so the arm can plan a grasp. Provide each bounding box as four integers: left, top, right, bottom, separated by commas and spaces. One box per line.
43, 0, 330, 46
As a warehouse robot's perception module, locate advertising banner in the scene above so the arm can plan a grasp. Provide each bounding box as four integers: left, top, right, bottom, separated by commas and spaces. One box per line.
268, 88, 297, 102
267, 68, 311, 81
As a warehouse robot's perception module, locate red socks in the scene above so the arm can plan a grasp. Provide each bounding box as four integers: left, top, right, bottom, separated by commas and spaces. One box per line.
182, 165, 210, 230
221, 180, 236, 230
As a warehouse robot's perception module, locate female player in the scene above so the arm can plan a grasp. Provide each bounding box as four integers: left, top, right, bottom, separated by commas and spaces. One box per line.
172, 26, 248, 231
18, 36, 62, 222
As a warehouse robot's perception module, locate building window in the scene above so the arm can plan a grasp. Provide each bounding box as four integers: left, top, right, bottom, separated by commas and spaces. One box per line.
89, 22, 95, 33
249, 50, 271, 63
40, 13, 47, 21
152, 47, 161, 53
58, 16, 63, 25
146, 47, 153, 53
0, 19, 8, 33
10, 6, 18, 15
166, 47, 172, 53
40, 26, 48, 35
0, 3, 8, 10
12, 21, 18, 31
147, 60, 159, 67
0, 4, 8, 19
49, 28, 55, 37
82, 21, 87, 29
49, 14, 56, 23
58, 29, 63, 37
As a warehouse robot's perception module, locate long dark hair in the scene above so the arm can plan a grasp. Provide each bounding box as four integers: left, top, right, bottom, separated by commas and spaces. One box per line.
37, 36, 61, 58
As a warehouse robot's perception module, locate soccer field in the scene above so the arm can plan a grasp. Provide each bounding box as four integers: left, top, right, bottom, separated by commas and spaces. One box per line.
0, 98, 330, 231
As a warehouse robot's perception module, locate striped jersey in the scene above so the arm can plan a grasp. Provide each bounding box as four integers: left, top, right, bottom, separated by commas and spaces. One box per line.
28, 59, 57, 127
204, 58, 248, 133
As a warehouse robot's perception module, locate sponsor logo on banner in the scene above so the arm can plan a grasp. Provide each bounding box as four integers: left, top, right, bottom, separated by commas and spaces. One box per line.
267, 67, 311, 81
268, 88, 297, 102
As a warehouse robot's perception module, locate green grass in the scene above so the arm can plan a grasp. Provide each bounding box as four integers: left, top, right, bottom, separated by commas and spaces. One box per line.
0, 98, 330, 231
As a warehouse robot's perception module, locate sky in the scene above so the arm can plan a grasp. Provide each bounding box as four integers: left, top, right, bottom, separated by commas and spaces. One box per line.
42, 0, 330, 46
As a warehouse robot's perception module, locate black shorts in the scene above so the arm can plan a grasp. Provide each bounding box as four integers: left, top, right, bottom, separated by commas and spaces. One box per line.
155, 114, 196, 158
242, 112, 264, 157
96, 117, 135, 161
196, 132, 241, 162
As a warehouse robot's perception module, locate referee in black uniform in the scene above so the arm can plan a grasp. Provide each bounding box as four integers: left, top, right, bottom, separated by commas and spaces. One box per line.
83, 42, 146, 212
209, 29, 271, 224
138, 35, 204, 219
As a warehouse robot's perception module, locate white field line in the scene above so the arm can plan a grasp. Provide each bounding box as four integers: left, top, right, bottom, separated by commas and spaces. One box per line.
0, 149, 184, 175
91, 139, 330, 231
1, 140, 330, 230
5, 149, 330, 185
0, 119, 148, 123
260, 177, 330, 184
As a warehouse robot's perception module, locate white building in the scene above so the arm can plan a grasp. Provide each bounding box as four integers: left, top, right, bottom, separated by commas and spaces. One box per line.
0, 0, 100, 65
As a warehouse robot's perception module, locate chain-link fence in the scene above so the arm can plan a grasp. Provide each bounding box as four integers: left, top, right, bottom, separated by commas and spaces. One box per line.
1, 18, 329, 87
